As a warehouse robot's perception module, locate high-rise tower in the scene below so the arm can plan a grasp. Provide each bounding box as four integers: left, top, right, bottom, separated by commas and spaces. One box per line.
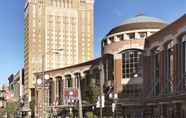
24, 0, 94, 104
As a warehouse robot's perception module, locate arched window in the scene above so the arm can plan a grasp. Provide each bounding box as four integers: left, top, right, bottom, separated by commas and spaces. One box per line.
55, 76, 62, 98
65, 75, 72, 88
182, 35, 186, 73
48, 78, 53, 106
152, 47, 160, 96
181, 34, 186, 88
122, 49, 143, 79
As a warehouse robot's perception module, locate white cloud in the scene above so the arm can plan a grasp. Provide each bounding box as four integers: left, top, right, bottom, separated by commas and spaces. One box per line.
113, 9, 123, 17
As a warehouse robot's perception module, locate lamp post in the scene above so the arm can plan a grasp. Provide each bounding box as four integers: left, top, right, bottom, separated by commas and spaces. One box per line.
36, 48, 63, 118
92, 106, 95, 118
36, 74, 49, 118
109, 93, 118, 118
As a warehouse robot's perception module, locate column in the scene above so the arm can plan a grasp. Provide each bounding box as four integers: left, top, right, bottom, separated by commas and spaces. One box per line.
114, 54, 122, 93
135, 32, 140, 39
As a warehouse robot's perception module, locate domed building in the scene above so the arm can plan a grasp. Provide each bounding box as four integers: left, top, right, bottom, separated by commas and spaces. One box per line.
102, 15, 167, 117
33, 14, 169, 118
102, 15, 167, 54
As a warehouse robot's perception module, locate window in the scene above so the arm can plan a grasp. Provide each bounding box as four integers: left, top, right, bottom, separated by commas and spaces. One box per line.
48, 78, 53, 105
182, 35, 186, 73
152, 48, 160, 96
109, 37, 114, 42
182, 35, 186, 89
139, 32, 147, 39
127, 33, 135, 39
65, 75, 73, 88
56, 77, 62, 98
117, 34, 124, 40
122, 49, 143, 79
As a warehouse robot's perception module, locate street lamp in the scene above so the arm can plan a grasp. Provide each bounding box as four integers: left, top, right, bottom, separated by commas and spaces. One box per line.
133, 73, 138, 78
36, 74, 50, 86
109, 93, 118, 118
36, 48, 63, 118
36, 79, 42, 86
36, 74, 50, 118
44, 74, 50, 80
69, 107, 73, 117
92, 106, 95, 118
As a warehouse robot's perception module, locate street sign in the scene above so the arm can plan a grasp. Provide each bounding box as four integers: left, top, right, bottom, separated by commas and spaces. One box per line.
64, 89, 79, 101
96, 96, 105, 108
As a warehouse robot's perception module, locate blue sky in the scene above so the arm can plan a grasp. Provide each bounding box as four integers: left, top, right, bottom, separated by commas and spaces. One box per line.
0, 0, 186, 84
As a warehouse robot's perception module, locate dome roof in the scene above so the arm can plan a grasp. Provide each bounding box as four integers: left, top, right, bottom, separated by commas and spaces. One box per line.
106, 15, 168, 36
120, 15, 167, 26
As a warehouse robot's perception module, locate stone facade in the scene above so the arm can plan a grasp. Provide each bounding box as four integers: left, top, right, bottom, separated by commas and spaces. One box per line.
34, 54, 113, 118
24, 0, 94, 112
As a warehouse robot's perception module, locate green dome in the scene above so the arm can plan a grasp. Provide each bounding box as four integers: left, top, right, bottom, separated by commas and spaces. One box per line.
106, 14, 168, 36
120, 15, 167, 25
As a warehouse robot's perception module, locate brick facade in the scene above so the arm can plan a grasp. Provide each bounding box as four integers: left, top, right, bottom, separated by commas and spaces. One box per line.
144, 14, 186, 118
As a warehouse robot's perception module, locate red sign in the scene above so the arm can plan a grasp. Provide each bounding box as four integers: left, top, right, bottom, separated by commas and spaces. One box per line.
64, 89, 78, 100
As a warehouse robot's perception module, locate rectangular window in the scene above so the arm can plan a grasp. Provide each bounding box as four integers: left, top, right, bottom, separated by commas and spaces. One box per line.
153, 52, 160, 96
122, 50, 142, 79
139, 32, 147, 39
55, 77, 62, 98
181, 38, 186, 89
109, 37, 114, 42
127, 33, 135, 39
117, 34, 124, 40
66, 76, 72, 88
183, 41, 186, 73
48, 80, 52, 105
